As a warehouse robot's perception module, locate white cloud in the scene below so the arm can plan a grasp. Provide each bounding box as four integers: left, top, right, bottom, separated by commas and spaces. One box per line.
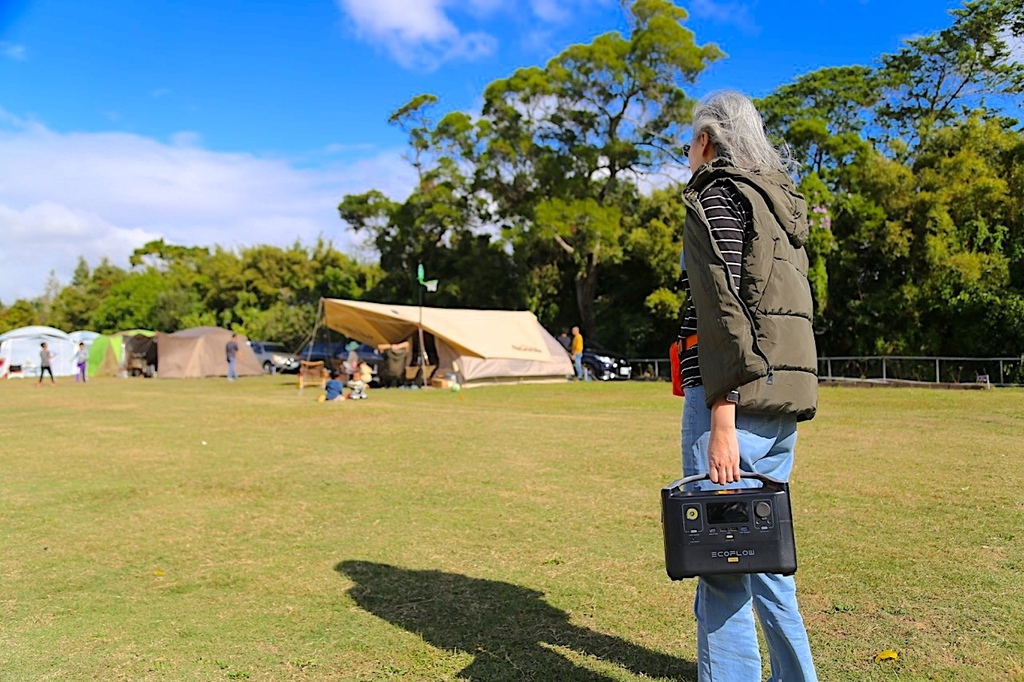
687, 0, 759, 35
1, 42, 26, 61
0, 113, 418, 303
527, 0, 614, 24
530, 0, 569, 23
336, 0, 498, 70
1001, 29, 1024, 63
336, 0, 613, 69
0, 203, 160, 300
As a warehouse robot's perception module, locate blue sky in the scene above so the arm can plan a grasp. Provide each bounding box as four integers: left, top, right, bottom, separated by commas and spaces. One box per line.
0, 0, 977, 303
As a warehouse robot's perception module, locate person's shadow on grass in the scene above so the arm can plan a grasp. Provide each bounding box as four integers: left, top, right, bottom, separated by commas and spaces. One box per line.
336, 560, 696, 681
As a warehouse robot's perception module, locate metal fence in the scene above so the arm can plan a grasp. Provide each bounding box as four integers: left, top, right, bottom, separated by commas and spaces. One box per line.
818, 356, 1024, 387
628, 357, 674, 381
627, 356, 1024, 387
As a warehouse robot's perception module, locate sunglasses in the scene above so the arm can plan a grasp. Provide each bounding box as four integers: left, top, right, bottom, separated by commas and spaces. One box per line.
683, 143, 692, 155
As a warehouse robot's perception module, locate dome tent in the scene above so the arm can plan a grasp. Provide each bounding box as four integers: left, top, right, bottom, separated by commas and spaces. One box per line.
158, 327, 261, 379
0, 326, 77, 378
68, 330, 100, 347
87, 329, 156, 377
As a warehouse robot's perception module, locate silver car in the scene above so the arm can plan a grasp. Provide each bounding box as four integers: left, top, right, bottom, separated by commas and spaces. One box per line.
249, 341, 300, 374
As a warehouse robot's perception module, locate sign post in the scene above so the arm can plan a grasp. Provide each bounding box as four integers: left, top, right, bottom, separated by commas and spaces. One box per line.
416, 264, 438, 386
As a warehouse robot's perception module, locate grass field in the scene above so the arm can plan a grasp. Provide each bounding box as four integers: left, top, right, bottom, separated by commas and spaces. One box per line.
1, 376, 1022, 681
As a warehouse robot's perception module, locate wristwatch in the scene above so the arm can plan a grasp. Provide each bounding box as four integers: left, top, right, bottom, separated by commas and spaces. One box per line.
725, 390, 740, 404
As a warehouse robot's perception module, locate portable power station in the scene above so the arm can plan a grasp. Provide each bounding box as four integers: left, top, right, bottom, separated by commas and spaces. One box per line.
662, 472, 797, 580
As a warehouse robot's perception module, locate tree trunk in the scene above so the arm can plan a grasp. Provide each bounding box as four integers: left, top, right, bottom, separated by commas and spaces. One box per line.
575, 256, 599, 342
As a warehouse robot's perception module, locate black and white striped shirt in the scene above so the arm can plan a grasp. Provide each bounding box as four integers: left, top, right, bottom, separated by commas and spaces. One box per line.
679, 179, 751, 388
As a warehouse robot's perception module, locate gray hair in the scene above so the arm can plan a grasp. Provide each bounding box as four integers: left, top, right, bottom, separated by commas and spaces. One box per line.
691, 90, 791, 174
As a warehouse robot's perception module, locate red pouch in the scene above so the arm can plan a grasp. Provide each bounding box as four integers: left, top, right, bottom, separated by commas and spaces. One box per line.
670, 340, 684, 397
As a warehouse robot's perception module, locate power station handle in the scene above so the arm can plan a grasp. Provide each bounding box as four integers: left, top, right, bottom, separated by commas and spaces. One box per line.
665, 472, 784, 492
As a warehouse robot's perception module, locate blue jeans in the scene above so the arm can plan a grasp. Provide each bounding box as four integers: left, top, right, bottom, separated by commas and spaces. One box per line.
681, 384, 817, 682
573, 354, 584, 380
227, 357, 238, 380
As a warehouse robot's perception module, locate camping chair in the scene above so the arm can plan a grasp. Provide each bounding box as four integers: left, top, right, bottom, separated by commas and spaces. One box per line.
298, 360, 327, 390
405, 364, 436, 385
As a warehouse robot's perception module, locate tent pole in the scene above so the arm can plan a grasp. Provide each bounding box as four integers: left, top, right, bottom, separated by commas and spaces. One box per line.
300, 298, 325, 393
417, 287, 427, 386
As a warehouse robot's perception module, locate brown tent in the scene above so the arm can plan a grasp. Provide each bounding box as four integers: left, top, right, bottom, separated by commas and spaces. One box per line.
158, 327, 262, 379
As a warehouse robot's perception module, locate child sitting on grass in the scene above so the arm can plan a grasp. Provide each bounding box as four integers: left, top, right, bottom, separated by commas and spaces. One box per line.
346, 362, 371, 400
319, 370, 345, 402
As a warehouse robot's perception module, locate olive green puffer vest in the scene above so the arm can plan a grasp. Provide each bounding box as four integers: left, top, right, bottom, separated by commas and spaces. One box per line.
682, 162, 818, 421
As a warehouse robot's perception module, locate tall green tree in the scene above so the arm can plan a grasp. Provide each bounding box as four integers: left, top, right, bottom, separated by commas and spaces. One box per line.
116, 238, 378, 347
817, 113, 1024, 356
339, 96, 521, 311
757, 66, 880, 182
759, 0, 1024, 356
0, 300, 41, 334
89, 270, 176, 333
599, 185, 688, 355
47, 257, 128, 331
875, 0, 1024, 149
444, 0, 722, 338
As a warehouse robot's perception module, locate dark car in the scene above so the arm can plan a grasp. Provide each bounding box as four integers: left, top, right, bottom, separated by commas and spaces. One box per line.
351, 343, 384, 369
296, 341, 383, 374
296, 341, 345, 366
249, 341, 300, 374
581, 343, 632, 381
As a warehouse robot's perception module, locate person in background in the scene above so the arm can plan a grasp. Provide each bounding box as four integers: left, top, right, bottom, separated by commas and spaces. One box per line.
678, 90, 819, 681
570, 326, 588, 381
557, 329, 572, 354
75, 342, 88, 383
376, 340, 411, 388
321, 369, 344, 402
225, 333, 239, 381
37, 342, 56, 386
344, 341, 360, 379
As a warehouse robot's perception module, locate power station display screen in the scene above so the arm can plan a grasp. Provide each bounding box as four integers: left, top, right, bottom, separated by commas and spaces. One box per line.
706, 501, 750, 525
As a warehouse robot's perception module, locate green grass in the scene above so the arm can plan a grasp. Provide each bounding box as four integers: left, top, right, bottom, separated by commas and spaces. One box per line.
1, 377, 1022, 681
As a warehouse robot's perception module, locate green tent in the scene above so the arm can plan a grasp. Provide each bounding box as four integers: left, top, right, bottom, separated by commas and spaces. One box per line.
88, 329, 156, 377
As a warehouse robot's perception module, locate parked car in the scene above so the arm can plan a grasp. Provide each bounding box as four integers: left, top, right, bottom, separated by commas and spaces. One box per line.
295, 341, 344, 366
547, 329, 633, 381
295, 341, 384, 374
582, 343, 632, 381
249, 341, 300, 374
351, 343, 384, 371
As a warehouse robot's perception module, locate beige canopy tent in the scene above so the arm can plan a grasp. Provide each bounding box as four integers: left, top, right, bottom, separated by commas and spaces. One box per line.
321, 298, 573, 386
158, 326, 262, 379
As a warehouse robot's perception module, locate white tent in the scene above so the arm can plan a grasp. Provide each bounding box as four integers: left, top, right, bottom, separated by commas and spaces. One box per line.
322, 299, 573, 386
68, 330, 101, 348
0, 326, 77, 378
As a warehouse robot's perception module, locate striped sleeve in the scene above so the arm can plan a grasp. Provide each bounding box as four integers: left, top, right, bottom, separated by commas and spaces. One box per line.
698, 181, 747, 293
678, 179, 751, 388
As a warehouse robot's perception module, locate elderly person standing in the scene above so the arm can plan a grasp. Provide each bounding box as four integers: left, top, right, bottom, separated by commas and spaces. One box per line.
678, 90, 819, 681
